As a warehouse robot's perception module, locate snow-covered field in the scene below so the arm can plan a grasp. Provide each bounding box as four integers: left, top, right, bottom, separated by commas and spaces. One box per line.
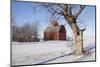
11, 40, 95, 66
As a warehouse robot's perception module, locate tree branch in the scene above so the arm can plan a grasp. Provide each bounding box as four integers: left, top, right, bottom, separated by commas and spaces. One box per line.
42, 4, 64, 16
69, 5, 72, 16
64, 4, 69, 17
74, 5, 85, 19
50, 6, 64, 14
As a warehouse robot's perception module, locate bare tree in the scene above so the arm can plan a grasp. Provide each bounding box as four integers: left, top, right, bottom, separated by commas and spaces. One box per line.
11, 18, 19, 41
31, 23, 38, 38
12, 22, 39, 42
40, 3, 86, 55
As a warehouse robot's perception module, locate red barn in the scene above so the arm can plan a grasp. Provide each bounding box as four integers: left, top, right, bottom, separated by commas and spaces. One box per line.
44, 20, 66, 40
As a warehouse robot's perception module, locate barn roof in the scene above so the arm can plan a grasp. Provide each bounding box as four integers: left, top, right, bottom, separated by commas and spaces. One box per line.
44, 25, 65, 32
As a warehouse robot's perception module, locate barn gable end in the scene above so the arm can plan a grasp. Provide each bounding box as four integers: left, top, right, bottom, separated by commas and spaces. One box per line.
44, 20, 67, 41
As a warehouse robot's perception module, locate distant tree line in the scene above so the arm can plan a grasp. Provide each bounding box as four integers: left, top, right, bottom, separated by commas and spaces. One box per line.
12, 22, 39, 42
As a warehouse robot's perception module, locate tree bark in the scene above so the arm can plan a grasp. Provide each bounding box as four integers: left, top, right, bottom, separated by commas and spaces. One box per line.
71, 23, 84, 55
74, 30, 83, 55
65, 18, 84, 55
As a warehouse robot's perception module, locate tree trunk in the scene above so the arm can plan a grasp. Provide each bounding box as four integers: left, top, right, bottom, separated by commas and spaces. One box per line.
74, 30, 83, 55
68, 21, 84, 55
